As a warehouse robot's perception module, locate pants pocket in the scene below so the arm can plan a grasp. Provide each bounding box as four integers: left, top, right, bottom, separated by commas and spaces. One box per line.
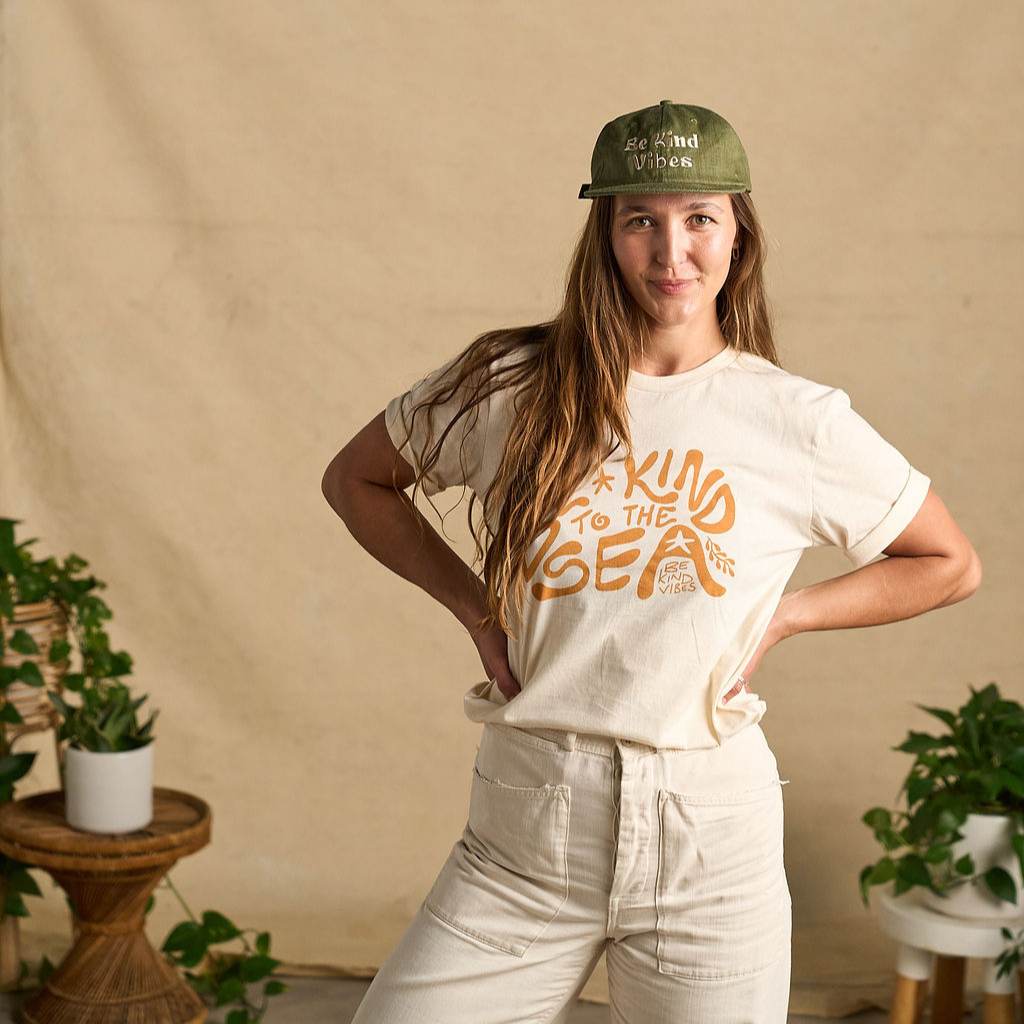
424, 762, 571, 957
655, 777, 791, 980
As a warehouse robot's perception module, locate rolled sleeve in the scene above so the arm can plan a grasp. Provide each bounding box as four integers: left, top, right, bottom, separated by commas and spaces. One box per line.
810, 389, 931, 567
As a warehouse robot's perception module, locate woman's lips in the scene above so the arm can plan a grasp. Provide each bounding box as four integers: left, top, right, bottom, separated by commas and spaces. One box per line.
649, 278, 697, 295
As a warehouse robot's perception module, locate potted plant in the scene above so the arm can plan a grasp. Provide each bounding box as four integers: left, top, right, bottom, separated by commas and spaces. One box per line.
858, 681, 1024, 975
0, 520, 292, 1017
48, 679, 157, 833
0, 515, 158, 833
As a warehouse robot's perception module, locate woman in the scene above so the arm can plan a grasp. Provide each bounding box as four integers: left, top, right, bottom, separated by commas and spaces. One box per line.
323, 101, 981, 1023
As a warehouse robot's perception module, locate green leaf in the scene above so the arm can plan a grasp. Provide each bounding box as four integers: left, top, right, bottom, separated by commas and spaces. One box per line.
0, 703, 23, 724
983, 867, 1017, 905
859, 858, 896, 905
201, 909, 242, 944
862, 807, 892, 831
0, 752, 37, 785
214, 976, 246, 1006
916, 704, 958, 729
15, 661, 44, 687
924, 844, 952, 864
47, 639, 71, 664
4, 866, 42, 897
161, 920, 208, 967
225, 1010, 250, 1024
895, 731, 949, 755
998, 769, 1024, 798
878, 827, 907, 852
936, 808, 966, 833
162, 920, 202, 953
264, 978, 287, 995
906, 776, 935, 805
869, 858, 898, 885
3, 890, 28, 917
897, 854, 932, 887
8, 629, 39, 655
963, 714, 980, 760
255, 931, 270, 956
62, 673, 86, 693
240, 954, 279, 983
954, 853, 975, 875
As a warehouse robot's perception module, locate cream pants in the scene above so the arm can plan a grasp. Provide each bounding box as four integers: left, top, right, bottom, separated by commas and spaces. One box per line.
351, 719, 792, 1023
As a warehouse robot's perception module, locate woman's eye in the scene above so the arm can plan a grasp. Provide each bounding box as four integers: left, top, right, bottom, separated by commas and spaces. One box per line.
627, 214, 715, 228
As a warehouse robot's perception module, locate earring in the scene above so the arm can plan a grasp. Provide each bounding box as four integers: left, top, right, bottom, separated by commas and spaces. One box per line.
731, 248, 740, 261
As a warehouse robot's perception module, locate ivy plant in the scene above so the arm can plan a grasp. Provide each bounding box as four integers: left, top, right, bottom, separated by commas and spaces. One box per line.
0, 518, 288, 1016
858, 681, 1024, 977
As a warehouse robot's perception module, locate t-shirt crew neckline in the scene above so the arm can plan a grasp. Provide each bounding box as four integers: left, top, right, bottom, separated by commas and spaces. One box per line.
627, 344, 739, 392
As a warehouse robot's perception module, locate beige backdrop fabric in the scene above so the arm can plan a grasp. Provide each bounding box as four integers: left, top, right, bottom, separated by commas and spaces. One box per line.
0, 0, 1019, 1016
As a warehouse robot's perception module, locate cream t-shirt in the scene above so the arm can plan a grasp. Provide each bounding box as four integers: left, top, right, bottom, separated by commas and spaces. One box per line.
384, 342, 930, 749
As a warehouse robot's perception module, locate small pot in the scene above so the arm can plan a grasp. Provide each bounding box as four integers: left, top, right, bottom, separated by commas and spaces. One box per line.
63, 742, 154, 834
920, 812, 1024, 922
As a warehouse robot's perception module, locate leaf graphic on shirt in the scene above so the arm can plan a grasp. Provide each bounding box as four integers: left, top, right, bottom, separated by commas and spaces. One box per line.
705, 539, 736, 577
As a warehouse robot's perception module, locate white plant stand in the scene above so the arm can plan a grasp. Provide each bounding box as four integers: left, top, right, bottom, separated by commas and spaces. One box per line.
876, 887, 1024, 1023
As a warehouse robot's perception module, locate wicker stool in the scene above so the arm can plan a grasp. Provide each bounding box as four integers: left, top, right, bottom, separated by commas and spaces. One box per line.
877, 886, 1024, 1024
0, 786, 211, 1024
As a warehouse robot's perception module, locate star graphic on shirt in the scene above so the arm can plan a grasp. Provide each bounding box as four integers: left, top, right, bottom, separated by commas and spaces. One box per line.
592, 465, 615, 492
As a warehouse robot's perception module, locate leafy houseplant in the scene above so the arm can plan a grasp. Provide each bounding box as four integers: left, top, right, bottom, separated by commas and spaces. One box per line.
858, 681, 1024, 978
48, 679, 158, 833
48, 679, 156, 755
0, 518, 291, 1016
0, 515, 158, 834
157, 877, 290, 1024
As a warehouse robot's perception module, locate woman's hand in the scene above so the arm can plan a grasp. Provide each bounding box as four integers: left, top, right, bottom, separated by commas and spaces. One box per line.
722, 594, 795, 704
721, 641, 768, 703
461, 597, 521, 702
471, 621, 520, 701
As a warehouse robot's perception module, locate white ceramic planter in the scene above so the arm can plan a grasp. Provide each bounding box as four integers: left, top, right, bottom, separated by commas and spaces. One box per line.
64, 742, 154, 834
920, 812, 1024, 922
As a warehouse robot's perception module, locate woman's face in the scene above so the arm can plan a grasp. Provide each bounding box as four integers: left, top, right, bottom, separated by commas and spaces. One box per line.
610, 192, 739, 328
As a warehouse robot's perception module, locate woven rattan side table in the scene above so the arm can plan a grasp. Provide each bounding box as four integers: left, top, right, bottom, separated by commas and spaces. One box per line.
0, 786, 212, 1024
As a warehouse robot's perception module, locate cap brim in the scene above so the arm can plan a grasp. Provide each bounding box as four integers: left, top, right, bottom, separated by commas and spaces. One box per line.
578, 181, 750, 199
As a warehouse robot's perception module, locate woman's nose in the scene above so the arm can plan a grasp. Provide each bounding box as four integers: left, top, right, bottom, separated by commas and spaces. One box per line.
653, 225, 693, 269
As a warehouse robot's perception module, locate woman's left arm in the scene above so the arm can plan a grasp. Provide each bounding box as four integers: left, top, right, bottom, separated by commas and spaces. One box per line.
773, 486, 981, 641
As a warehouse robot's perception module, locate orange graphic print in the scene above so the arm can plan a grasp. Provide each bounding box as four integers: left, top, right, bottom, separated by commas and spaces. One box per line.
527, 448, 736, 602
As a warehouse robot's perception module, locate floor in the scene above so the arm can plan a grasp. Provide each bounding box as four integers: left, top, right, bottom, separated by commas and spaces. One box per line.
0, 974, 898, 1022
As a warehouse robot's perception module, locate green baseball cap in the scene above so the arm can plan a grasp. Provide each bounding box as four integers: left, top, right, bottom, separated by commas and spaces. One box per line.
578, 100, 751, 199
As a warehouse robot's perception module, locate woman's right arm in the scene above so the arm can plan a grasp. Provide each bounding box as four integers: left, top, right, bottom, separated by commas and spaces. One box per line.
323, 405, 503, 630
320, 409, 489, 638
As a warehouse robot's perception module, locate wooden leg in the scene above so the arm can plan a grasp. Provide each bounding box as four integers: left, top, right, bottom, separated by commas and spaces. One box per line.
980, 992, 1014, 1024
891, 943, 934, 1024
891, 974, 926, 1024
931, 954, 966, 1024
980, 956, 1018, 1024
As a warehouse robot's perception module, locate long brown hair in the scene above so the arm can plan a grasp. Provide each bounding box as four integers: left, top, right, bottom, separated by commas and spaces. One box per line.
389, 191, 781, 640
